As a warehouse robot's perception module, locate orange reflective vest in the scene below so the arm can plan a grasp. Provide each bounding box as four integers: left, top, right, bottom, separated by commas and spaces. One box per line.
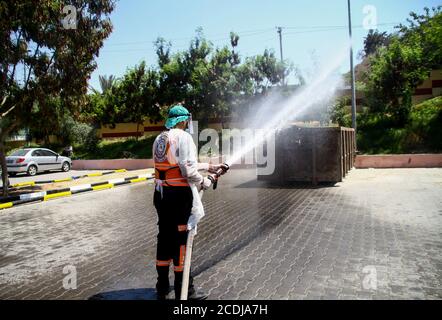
154, 132, 189, 187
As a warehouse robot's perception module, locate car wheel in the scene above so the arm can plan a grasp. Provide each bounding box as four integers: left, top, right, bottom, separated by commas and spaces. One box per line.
62, 161, 71, 172
27, 165, 37, 176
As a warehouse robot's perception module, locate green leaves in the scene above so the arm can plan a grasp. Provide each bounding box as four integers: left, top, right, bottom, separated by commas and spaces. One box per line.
364, 7, 441, 126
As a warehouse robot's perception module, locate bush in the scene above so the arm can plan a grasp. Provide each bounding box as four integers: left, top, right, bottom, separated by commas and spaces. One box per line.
83, 128, 100, 152
408, 96, 442, 151
357, 96, 442, 154
59, 114, 96, 146
329, 97, 353, 128
73, 135, 156, 160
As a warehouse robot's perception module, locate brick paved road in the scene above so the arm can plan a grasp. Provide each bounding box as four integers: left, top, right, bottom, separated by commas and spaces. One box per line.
0, 168, 441, 300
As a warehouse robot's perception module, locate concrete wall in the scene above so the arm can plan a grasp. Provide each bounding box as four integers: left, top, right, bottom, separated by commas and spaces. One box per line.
73, 154, 442, 171
98, 119, 245, 139
355, 154, 442, 168
412, 69, 442, 104
73, 159, 154, 170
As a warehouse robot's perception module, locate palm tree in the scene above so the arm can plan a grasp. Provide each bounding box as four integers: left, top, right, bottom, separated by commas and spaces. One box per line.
98, 75, 116, 93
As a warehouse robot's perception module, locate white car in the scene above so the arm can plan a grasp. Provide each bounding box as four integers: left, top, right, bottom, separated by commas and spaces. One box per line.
6, 148, 72, 176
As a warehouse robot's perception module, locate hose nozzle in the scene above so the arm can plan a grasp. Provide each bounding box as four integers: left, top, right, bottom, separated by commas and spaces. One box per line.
214, 163, 229, 178
212, 163, 229, 190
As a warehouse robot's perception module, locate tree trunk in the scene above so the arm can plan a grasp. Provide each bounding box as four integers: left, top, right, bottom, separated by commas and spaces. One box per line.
0, 137, 10, 197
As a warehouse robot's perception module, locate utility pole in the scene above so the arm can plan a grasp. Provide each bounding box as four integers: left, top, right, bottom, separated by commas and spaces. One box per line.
347, 0, 357, 134
277, 26, 284, 85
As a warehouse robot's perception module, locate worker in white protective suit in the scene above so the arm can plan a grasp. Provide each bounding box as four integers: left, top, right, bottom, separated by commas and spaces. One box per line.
152, 104, 227, 300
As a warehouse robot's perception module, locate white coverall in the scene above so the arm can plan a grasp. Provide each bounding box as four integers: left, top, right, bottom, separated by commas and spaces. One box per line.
153, 128, 211, 232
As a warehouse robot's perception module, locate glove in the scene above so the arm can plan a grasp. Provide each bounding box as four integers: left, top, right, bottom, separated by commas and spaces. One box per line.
200, 177, 213, 190
208, 163, 229, 175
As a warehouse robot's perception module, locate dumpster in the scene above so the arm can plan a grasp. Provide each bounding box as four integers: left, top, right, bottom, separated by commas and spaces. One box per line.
257, 125, 355, 184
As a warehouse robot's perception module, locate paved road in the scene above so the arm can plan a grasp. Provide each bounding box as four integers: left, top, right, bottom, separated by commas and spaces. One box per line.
0, 168, 441, 300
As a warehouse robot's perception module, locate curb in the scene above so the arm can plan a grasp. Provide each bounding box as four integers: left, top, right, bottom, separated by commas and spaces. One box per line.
1, 169, 127, 191
0, 173, 153, 211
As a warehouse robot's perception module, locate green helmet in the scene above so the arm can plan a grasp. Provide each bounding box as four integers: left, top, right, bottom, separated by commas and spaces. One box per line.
165, 105, 191, 129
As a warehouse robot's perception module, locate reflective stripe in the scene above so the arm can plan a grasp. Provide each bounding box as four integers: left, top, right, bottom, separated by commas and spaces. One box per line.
156, 259, 171, 267
174, 245, 186, 272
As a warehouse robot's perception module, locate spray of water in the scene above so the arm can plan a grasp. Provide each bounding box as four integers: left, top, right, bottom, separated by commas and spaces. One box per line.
225, 47, 349, 167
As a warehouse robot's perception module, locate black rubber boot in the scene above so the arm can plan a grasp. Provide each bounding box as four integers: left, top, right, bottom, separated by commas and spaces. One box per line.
187, 285, 208, 300
156, 271, 170, 300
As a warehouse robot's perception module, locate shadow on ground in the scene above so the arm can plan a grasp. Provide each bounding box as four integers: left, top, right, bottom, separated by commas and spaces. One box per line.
88, 288, 157, 300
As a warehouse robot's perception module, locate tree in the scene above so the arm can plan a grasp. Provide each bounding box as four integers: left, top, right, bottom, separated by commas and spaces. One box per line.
366, 37, 428, 125
154, 29, 292, 127
112, 62, 160, 139
398, 6, 442, 70
0, 0, 115, 195
360, 29, 391, 58
98, 74, 116, 93
364, 7, 441, 126
84, 28, 293, 135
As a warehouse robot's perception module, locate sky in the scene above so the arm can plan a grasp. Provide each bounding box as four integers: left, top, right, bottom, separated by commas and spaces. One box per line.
89, 0, 441, 90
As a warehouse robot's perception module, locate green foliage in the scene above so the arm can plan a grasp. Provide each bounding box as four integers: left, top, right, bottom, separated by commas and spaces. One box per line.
357, 96, 442, 154
60, 114, 96, 146
0, 0, 115, 134
408, 96, 442, 151
74, 135, 156, 160
364, 7, 441, 126
328, 96, 352, 128
365, 37, 429, 125
361, 29, 391, 58
83, 128, 100, 153
0, 0, 115, 194
98, 75, 116, 94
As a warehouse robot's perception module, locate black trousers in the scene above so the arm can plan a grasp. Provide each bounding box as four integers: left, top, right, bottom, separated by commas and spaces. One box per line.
153, 186, 195, 297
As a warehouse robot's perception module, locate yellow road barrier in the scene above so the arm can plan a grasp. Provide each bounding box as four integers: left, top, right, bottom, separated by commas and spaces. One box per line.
44, 191, 72, 201
0, 202, 13, 209
92, 184, 114, 191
